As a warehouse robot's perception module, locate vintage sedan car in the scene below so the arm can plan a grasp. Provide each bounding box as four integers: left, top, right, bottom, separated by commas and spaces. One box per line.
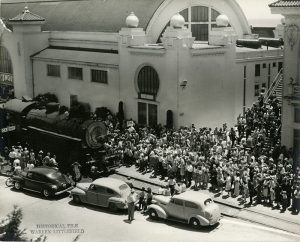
11, 166, 73, 198
70, 177, 130, 212
148, 191, 221, 229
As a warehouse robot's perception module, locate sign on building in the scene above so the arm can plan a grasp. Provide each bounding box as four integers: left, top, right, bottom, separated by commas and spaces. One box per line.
1, 125, 15, 133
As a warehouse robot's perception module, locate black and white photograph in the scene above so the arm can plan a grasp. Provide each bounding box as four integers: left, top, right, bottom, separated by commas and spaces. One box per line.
0, 0, 300, 241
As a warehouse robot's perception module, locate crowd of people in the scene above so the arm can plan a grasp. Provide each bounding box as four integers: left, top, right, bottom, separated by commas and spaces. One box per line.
0, 145, 58, 175
101, 94, 300, 214
0, 93, 299, 214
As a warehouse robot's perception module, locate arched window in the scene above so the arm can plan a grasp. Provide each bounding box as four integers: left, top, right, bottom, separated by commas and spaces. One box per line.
158, 6, 227, 42
137, 66, 159, 99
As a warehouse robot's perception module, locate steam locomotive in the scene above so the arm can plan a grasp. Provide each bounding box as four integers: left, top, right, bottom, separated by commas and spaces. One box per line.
0, 98, 117, 174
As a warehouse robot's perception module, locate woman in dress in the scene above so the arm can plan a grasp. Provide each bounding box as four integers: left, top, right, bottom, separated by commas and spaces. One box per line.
262, 177, 270, 204
225, 172, 232, 196
233, 172, 241, 197
241, 176, 249, 203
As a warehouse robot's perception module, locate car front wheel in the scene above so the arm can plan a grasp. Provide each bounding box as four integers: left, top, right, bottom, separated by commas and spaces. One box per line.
14, 181, 21, 190
42, 189, 50, 198
189, 218, 201, 229
148, 208, 158, 220
109, 203, 118, 212
72, 195, 81, 204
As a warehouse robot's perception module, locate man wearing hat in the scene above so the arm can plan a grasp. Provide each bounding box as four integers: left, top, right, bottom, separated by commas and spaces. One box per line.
126, 189, 138, 222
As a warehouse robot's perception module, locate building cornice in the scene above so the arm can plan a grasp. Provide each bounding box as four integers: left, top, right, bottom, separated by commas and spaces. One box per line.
270, 7, 300, 15
128, 46, 166, 56
190, 47, 227, 57
236, 55, 283, 63
236, 48, 283, 63
32, 56, 119, 69
49, 38, 118, 49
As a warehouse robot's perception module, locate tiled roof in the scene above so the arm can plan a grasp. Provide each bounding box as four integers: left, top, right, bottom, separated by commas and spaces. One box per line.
9, 6, 45, 22
269, 0, 300, 7
2, 0, 165, 32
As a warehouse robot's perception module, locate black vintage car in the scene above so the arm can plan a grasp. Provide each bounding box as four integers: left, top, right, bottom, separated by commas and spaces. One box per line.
11, 167, 73, 198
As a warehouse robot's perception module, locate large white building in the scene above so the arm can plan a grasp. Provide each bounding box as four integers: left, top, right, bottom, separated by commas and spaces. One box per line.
269, 0, 300, 168
0, 0, 283, 129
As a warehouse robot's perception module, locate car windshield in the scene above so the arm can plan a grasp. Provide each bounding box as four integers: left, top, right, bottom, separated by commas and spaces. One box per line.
204, 198, 213, 206
119, 184, 130, 197
47, 171, 64, 180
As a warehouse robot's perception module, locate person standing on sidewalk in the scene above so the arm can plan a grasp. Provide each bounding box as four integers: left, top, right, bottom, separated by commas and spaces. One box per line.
292, 185, 300, 214
248, 179, 255, 205
142, 187, 153, 213
126, 189, 138, 222
168, 176, 176, 196
138, 187, 145, 211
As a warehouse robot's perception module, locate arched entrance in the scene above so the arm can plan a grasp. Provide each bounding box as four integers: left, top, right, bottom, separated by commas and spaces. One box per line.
136, 65, 160, 126
0, 46, 14, 100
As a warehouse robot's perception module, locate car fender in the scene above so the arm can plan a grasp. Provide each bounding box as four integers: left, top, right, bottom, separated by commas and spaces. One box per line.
108, 197, 126, 209
41, 183, 53, 193
71, 187, 86, 196
189, 214, 209, 226
148, 204, 167, 219
11, 175, 23, 182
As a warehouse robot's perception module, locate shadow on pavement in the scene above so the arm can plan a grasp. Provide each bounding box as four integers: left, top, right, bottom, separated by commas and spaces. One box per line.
7, 187, 70, 200
145, 217, 219, 233
68, 200, 128, 216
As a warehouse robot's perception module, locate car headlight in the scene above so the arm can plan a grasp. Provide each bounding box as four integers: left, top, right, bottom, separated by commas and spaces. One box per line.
51, 185, 58, 190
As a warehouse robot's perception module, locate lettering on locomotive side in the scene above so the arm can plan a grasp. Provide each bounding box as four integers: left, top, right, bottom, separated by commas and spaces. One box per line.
1, 126, 15, 133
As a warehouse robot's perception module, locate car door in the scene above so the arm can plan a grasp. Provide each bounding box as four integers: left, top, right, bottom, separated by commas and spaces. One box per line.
29, 173, 46, 192
184, 201, 201, 220
86, 184, 99, 205
101, 188, 116, 207
167, 198, 185, 220
95, 186, 107, 207
24, 172, 39, 191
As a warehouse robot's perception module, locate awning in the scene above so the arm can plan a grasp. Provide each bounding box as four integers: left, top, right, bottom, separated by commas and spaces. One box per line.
3, 98, 36, 114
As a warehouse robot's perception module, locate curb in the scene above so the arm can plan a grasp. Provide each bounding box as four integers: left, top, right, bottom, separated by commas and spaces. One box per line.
115, 170, 165, 188
242, 207, 300, 226
115, 170, 300, 231
116, 170, 242, 210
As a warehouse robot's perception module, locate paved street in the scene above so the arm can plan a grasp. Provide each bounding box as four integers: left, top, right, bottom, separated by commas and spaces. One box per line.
112, 166, 300, 234
0, 176, 299, 242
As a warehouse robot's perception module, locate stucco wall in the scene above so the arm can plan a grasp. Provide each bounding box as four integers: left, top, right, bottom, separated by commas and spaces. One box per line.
119, 39, 240, 129
1, 29, 49, 99
33, 60, 120, 113
119, 47, 178, 127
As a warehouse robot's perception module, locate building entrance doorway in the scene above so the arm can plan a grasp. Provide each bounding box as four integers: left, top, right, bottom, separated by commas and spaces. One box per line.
138, 102, 157, 127
136, 65, 160, 127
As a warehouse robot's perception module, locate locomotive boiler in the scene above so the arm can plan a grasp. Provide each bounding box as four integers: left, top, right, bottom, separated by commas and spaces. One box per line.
1, 98, 109, 173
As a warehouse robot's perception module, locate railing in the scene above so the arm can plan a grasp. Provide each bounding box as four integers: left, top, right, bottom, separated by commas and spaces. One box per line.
263, 68, 283, 103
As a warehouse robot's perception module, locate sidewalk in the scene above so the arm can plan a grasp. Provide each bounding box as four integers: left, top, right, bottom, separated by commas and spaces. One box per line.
113, 166, 300, 235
